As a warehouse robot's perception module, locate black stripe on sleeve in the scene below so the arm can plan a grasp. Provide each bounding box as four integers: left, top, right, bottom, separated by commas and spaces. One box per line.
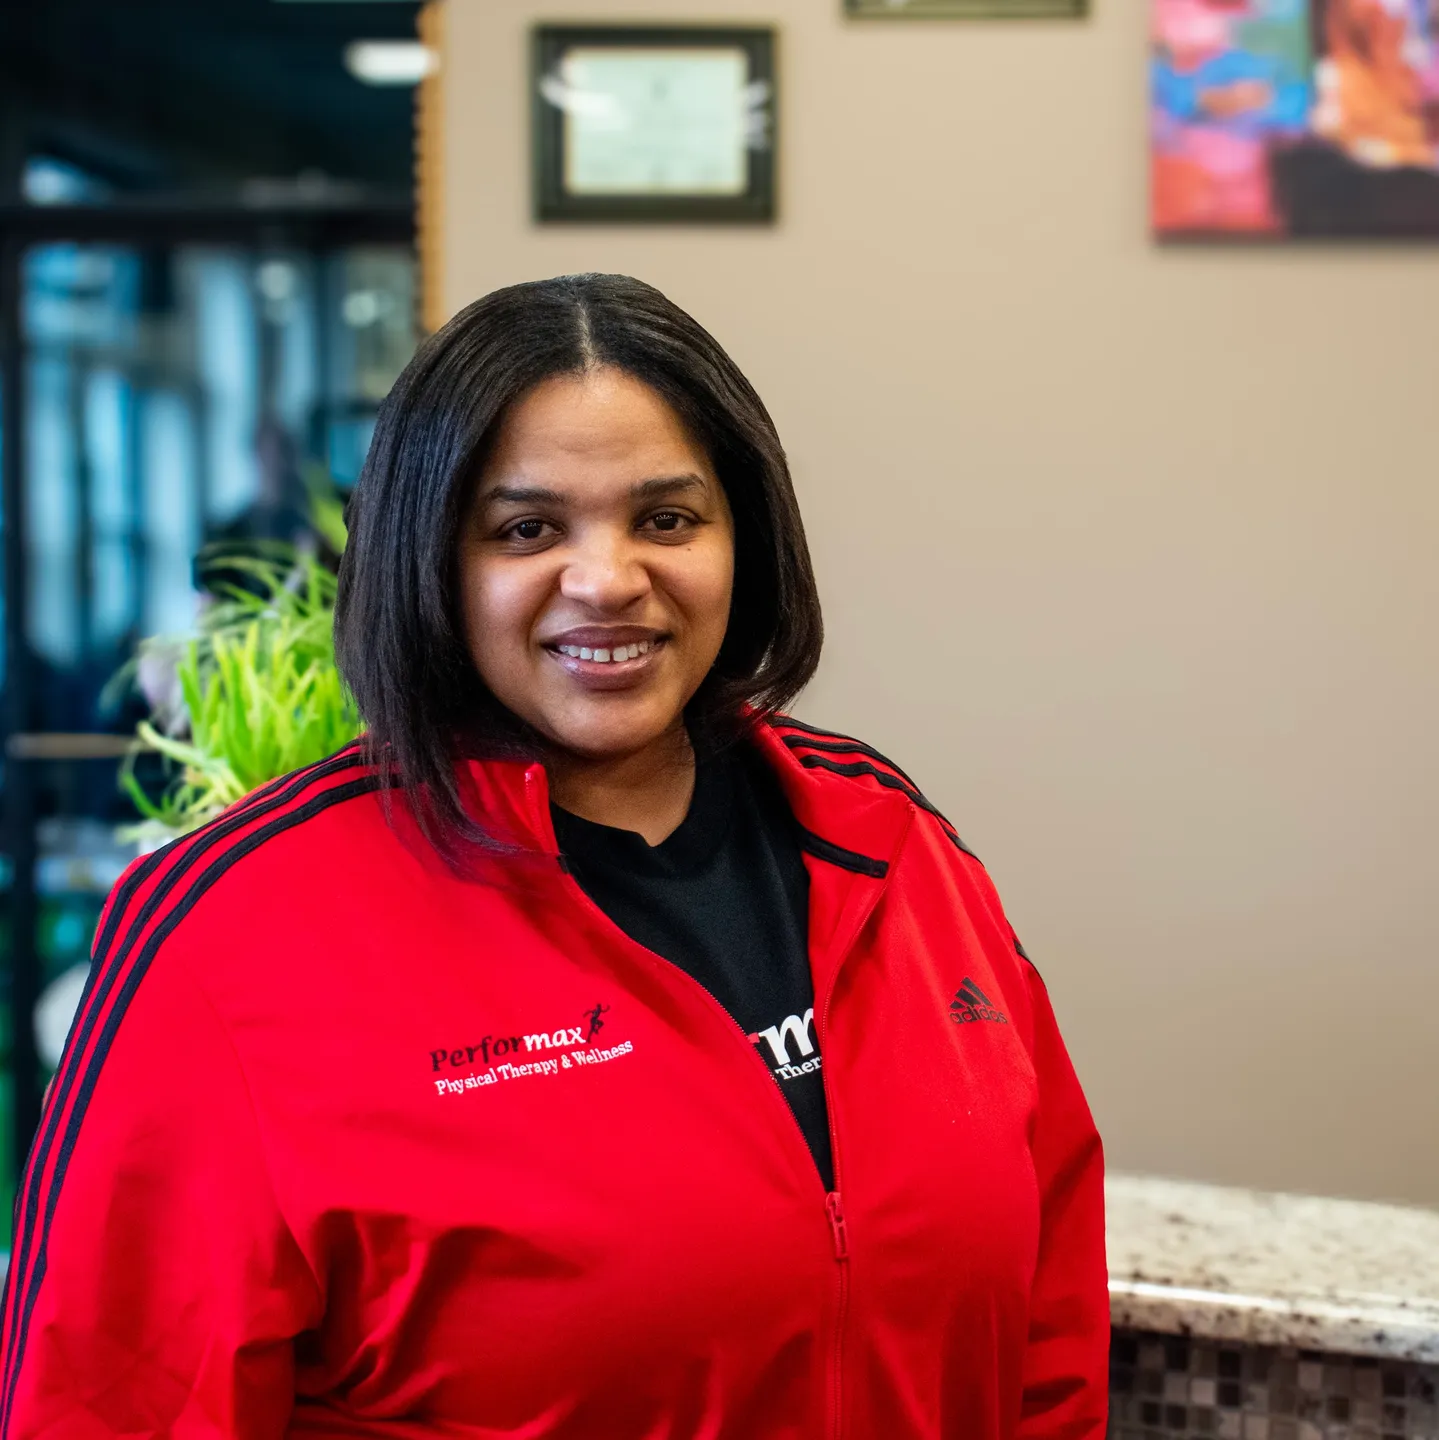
792, 754, 980, 862
0, 767, 379, 1431
769, 719, 922, 790
86, 746, 365, 969
770, 723, 1042, 978
1, 749, 369, 1410
2, 746, 370, 1367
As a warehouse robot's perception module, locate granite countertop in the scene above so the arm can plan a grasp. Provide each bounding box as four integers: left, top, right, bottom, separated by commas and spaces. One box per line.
1107, 1174, 1439, 1362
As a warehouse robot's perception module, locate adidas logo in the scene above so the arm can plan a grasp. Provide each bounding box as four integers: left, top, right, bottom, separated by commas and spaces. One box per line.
950, 978, 1008, 1026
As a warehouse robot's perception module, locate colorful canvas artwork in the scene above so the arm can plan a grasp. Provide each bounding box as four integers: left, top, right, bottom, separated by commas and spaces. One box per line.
1151, 0, 1439, 237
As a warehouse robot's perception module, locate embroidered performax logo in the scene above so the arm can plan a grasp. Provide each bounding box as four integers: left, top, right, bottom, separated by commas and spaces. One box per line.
428, 1002, 635, 1097
950, 978, 1008, 1026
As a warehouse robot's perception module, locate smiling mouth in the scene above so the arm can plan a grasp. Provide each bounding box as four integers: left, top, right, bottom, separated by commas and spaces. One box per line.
546, 638, 661, 665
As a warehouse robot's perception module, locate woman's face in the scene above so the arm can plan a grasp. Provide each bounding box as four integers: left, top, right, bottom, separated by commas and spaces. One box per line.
459, 367, 735, 762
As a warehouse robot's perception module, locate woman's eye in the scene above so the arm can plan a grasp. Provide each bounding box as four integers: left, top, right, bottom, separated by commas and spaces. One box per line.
504, 519, 551, 542
646, 511, 688, 534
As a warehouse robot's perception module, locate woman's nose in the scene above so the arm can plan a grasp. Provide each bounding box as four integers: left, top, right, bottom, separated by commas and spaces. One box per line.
558, 530, 651, 612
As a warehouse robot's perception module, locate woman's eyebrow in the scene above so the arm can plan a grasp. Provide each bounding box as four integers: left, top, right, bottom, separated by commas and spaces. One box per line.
480, 484, 567, 507
631, 474, 707, 500
479, 474, 706, 508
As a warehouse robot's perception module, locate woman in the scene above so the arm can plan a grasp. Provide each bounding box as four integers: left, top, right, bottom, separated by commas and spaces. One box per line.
0, 275, 1107, 1438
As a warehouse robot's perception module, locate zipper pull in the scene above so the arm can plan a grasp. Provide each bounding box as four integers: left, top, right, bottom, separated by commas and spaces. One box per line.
826, 1192, 850, 1261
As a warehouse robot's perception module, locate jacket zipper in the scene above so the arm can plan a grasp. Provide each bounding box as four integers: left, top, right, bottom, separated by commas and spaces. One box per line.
825, 1192, 850, 1440
556, 863, 877, 1440
565, 859, 855, 1435
811, 805, 907, 1440
819, 954, 853, 1440
818, 812, 904, 1440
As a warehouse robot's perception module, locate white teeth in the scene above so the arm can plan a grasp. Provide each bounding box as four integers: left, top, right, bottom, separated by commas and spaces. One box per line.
555, 640, 655, 662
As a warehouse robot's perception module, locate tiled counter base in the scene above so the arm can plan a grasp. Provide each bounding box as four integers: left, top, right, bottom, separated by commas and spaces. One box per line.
1108, 1333, 1439, 1440
1105, 1176, 1439, 1440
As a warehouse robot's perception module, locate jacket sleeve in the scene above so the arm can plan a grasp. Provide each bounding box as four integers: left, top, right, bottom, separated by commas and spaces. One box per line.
1017, 963, 1110, 1440
0, 949, 319, 1438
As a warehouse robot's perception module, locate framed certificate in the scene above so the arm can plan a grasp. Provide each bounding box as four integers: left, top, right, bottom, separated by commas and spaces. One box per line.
532, 26, 777, 223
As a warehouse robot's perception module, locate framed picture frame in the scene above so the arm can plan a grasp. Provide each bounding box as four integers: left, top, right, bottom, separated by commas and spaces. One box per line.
1150, 0, 1439, 241
845, 0, 1085, 16
532, 25, 777, 223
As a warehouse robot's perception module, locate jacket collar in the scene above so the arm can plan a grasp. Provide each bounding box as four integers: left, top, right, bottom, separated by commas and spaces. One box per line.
456, 723, 908, 1006
458, 718, 910, 880
749, 719, 910, 880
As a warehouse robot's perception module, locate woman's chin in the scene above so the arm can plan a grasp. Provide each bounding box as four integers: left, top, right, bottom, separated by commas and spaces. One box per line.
538, 700, 688, 766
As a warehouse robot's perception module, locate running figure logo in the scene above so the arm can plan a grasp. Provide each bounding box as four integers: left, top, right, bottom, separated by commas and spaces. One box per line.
583, 1003, 611, 1043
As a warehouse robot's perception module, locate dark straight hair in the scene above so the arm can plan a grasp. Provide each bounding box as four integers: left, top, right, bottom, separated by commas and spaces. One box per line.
334, 273, 824, 860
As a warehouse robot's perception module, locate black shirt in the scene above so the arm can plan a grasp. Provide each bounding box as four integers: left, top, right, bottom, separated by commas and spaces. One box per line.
551, 743, 834, 1192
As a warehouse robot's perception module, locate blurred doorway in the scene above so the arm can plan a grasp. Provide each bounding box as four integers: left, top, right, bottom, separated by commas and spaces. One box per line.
0, 199, 415, 1230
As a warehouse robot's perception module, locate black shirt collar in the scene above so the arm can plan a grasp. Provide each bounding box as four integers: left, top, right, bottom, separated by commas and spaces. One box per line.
550, 747, 737, 878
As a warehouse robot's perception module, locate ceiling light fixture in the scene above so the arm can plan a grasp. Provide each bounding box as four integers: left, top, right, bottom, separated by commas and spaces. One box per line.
343, 40, 437, 86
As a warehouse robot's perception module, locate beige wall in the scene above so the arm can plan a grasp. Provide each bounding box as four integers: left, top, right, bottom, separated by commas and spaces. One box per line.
437, 0, 1439, 1204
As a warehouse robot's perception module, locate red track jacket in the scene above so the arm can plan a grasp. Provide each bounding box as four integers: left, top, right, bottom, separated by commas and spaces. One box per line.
0, 717, 1107, 1439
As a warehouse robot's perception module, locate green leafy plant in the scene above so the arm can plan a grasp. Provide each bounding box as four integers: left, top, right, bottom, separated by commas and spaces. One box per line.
120, 545, 362, 842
